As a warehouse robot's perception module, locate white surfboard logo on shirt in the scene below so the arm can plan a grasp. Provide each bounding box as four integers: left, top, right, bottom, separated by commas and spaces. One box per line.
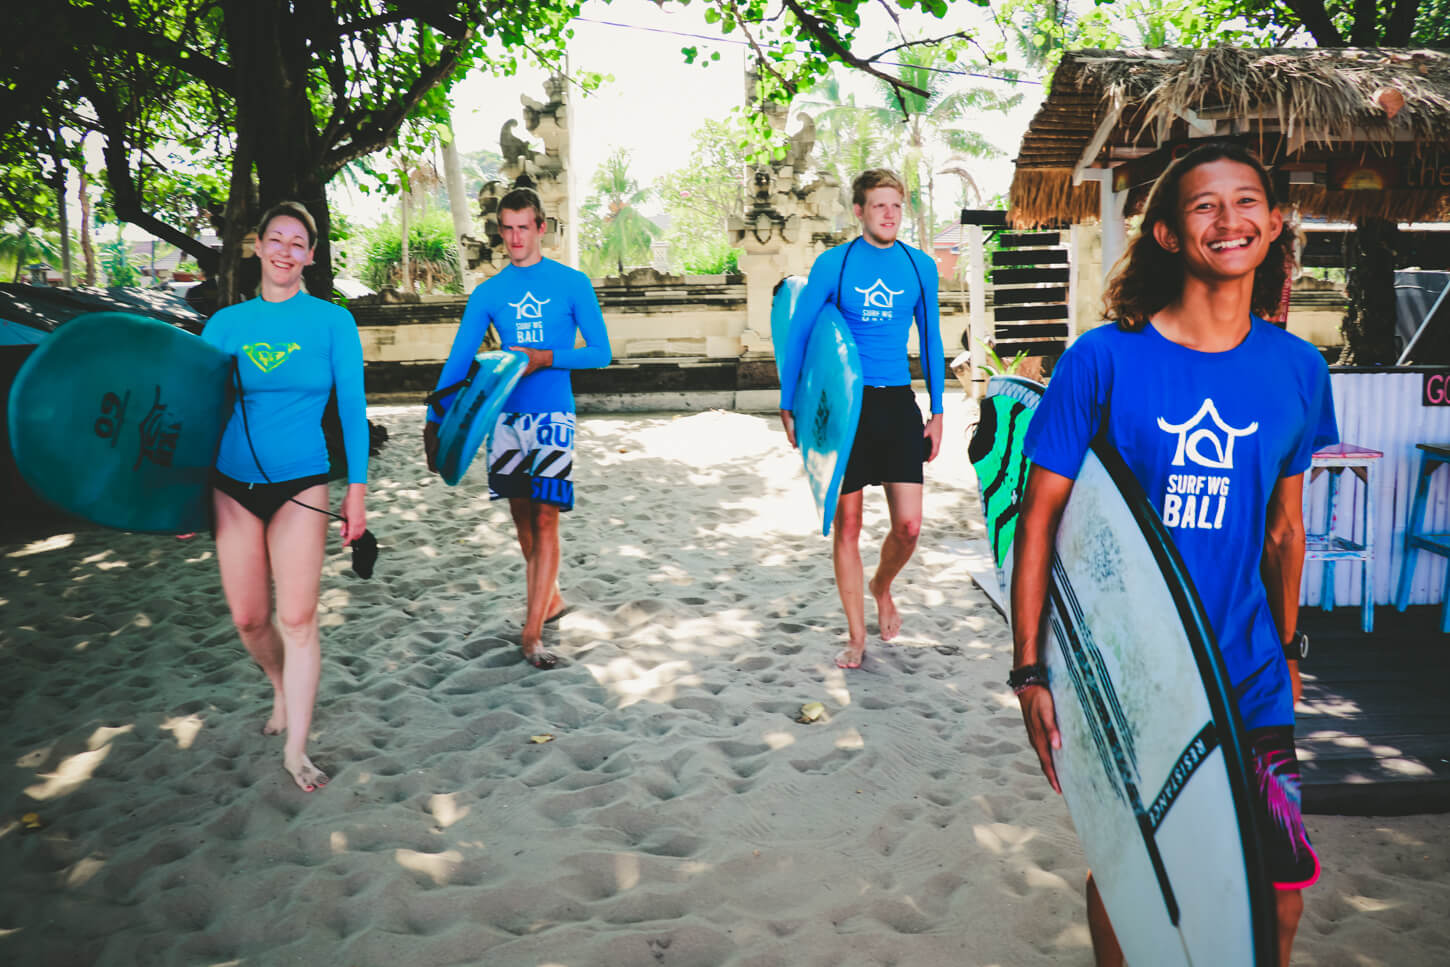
854, 279, 904, 310
510, 292, 550, 320
1157, 398, 1258, 471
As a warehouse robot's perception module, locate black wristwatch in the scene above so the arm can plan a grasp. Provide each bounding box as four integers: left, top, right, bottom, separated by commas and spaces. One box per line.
1283, 629, 1308, 662
1008, 663, 1048, 694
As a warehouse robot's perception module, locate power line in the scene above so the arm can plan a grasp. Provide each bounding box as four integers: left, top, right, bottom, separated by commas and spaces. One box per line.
571, 16, 1041, 86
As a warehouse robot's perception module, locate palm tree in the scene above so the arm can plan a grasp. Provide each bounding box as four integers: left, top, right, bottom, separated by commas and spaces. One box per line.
796, 75, 888, 217
869, 43, 1021, 247
590, 149, 659, 277
0, 224, 60, 282
800, 45, 1019, 246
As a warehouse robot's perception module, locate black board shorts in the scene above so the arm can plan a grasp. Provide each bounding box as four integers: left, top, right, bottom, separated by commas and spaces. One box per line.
840, 385, 927, 495
1246, 726, 1320, 890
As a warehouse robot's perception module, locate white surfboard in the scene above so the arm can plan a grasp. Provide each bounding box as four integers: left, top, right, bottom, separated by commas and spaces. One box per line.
972, 375, 1275, 966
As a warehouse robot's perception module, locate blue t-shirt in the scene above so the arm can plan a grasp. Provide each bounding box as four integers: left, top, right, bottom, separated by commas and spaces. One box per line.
428, 258, 611, 419
779, 237, 945, 415
1024, 318, 1338, 729
202, 291, 369, 485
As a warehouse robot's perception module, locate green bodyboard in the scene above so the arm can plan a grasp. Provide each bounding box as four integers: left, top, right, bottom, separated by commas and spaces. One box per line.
966, 386, 1037, 568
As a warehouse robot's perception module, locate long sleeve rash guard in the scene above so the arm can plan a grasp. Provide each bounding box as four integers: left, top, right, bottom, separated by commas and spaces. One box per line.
778, 238, 944, 415
428, 258, 612, 420
202, 291, 369, 484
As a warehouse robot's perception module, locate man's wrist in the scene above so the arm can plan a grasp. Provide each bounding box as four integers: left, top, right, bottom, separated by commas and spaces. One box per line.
1282, 628, 1308, 661
1008, 662, 1048, 695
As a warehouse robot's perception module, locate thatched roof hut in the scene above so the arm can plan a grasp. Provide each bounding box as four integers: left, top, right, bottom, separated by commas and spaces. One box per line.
1010, 47, 1450, 228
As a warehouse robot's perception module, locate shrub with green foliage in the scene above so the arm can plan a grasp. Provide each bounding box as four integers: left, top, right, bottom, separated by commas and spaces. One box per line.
361, 208, 461, 294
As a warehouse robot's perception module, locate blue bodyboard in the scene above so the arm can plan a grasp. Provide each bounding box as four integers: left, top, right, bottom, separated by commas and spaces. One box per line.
772, 276, 864, 536
435, 351, 528, 486
7, 312, 232, 533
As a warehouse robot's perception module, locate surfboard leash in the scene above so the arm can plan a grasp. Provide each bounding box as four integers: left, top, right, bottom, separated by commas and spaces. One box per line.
231, 357, 378, 578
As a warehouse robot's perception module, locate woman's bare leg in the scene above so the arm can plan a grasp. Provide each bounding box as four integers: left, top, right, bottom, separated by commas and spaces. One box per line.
266, 486, 329, 791
213, 489, 286, 734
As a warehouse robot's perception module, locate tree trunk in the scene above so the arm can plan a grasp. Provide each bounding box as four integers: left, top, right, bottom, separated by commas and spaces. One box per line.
401, 176, 412, 292
441, 116, 473, 292
54, 151, 72, 287
222, 0, 334, 301
1337, 217, 1400, 365
79, 164, 97, 285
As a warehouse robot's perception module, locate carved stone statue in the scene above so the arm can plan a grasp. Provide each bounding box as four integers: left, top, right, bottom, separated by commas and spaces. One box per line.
730, 68, 847, 353
462, 75, 575, 282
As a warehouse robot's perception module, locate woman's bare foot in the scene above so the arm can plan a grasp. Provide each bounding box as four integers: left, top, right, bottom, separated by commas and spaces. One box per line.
870, 575, 902, 641
835, 645, 866, 670
284, 753, 328, 793
262, 695, 286, 736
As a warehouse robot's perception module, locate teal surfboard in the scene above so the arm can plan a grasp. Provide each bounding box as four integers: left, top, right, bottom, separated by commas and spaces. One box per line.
967, 376, 1275, 966
771, 275, 807, 375
7, 312, 232, 533
772, 277, 864, 537
432, 351, 528, 487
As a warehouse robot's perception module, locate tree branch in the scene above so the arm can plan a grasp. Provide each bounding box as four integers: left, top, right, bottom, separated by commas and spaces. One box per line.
318, 33, 470, 178
779, 0, 932, 99
1280, 0, 1346, 46
1384, 0, 1419, 45
82, 76, 217, 271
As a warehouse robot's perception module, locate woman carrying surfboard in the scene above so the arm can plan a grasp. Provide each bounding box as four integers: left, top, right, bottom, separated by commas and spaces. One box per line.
1010, 144, 1337, 965
202, 201, 370, 793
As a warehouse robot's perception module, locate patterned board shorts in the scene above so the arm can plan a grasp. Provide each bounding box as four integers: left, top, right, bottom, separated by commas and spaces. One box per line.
487, 411, 576, 510
1247, 726, 1320, 890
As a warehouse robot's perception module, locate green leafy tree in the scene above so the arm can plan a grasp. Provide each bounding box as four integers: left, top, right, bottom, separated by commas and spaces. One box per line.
0, 1, 987, 307
655, 119, 747, 275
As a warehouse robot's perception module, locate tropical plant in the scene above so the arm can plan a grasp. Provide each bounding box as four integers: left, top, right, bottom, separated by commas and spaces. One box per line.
799, 43, 1020, 246
581, 149, 659, 278
869, 42, 1020, 248
360, 208, 461, 294
100, 235, 141, 287
981, 343, 1029, 377
0, 224, 61, 283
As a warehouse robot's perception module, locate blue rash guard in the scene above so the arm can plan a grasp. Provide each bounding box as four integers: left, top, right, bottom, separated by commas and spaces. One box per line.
202, 291, 369, 485
778, 237, 945, 415
427, 258, 611, 420
1024, 318, 1338, 730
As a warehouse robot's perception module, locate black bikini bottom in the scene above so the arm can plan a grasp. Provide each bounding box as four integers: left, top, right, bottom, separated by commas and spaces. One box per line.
213, 471, 329, 524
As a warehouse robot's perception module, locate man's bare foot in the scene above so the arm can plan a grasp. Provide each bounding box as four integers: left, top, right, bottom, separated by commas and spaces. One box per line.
262, 696, 286, 736
284, 753, 328, 793
870, 574, 902, 641
543, 590, 568, 624
835, 645, 865, 669
522, 641, 558, 669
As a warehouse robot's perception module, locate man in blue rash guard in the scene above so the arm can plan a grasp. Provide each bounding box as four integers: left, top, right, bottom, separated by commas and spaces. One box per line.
778, 168, 945, 670
424, 187, 611, 669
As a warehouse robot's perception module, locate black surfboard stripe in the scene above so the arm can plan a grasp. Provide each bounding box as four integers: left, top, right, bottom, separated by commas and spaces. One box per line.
1047, 571, 1179, 927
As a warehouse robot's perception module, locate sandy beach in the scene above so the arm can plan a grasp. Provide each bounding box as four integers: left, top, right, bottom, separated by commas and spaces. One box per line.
2, 396, 1446, 966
